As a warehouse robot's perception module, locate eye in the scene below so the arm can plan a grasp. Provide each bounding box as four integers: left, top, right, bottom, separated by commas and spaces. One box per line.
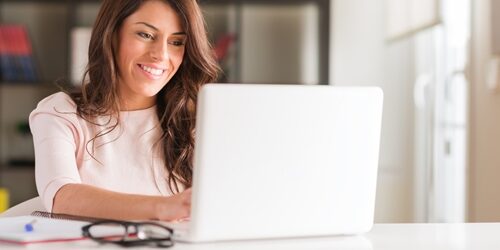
137, 32, 154, 40
168, 40, 186, 47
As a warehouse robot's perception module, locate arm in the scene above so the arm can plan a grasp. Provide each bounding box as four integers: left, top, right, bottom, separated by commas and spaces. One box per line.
53, 184, 191, 221
30, 93, 189, 221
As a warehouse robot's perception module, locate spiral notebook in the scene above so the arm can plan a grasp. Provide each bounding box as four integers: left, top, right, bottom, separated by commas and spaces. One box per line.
30, 210, 100, 222
0, 211, 102, 245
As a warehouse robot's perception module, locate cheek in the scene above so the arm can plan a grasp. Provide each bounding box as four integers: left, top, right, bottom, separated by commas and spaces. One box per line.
172, 52, 185, 69
116, 54, 132, 79
118, 41, 144, 69
117, 47, 132, 73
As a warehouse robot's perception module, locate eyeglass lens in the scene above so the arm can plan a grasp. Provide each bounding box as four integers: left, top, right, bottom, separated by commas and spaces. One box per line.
87, 222, 128, 242
87, 222, 172, 242
137, 223, 172, 240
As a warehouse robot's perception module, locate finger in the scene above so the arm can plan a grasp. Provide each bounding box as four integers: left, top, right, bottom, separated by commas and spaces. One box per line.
159, 206, 190, 222
174, 205, 191, 221
181, 190, 192, 205
183, 193, 192, 204
177, 216, 191, 222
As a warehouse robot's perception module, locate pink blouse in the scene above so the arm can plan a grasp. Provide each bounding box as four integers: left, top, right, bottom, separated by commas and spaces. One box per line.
29, 92, 173, 212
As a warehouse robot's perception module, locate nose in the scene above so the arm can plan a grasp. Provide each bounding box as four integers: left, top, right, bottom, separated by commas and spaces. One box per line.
150, 41, 169, 62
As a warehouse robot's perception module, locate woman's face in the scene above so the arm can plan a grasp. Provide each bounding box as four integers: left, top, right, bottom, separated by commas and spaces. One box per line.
116, 0, 186, 110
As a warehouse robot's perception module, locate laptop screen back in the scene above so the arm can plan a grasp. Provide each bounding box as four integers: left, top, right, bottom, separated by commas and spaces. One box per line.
189, 84, 383, 242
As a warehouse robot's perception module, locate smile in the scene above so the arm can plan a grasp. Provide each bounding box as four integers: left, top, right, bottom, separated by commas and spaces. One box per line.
139, 64, 165, 77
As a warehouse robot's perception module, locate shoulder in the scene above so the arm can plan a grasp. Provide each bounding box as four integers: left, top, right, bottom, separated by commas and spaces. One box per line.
29, 92, 81, 128
33, 92, 77, 113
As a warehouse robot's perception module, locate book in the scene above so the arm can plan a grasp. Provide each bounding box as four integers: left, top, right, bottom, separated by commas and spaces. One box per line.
15, 26, 38, 82
0, 26, 16, 82
30, 210, 101, 223
0, 211, 114, 245
0, 215, 89, 245
214, 33, 236, 62
0, 25, 38, 83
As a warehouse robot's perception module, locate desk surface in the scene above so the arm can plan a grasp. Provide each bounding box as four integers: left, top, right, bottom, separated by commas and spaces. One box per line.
1, 223, 499, 249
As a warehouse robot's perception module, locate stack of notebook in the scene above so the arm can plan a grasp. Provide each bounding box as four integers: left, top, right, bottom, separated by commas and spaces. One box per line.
0, 211, 109, 245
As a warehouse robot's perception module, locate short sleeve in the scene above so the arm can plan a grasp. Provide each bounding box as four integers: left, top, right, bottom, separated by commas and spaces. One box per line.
29, 92, 83, 212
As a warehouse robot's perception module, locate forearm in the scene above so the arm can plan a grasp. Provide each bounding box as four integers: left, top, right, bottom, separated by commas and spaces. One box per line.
52, 183, 164, 221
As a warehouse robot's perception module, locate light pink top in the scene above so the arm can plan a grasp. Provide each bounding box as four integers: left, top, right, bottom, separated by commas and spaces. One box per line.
29, 92, 173, 212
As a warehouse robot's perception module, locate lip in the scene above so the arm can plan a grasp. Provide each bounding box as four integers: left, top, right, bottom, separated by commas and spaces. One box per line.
137, 64, 167, 80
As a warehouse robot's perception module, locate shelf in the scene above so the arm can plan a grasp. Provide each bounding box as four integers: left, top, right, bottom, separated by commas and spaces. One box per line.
0, 166, 36, 208
0, 0, 331, 165
0, 0, 331, 209
0, 165, 34, 171
0, 82, 60, 89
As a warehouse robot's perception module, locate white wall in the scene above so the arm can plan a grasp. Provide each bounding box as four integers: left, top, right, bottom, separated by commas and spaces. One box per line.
469, 0, 500, 222
330, 0, 415, 222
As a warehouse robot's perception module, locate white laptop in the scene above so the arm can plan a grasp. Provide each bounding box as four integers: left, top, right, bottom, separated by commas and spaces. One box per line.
167, 83, 383, 243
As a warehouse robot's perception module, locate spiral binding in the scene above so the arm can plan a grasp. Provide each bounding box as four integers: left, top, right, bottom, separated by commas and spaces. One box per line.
30, 210, 100, 222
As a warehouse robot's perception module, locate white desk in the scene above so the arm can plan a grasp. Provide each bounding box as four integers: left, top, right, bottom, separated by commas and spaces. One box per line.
1, 223, 499, 249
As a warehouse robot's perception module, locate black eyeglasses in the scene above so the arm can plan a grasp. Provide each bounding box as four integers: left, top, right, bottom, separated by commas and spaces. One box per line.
82, 220, 174, 248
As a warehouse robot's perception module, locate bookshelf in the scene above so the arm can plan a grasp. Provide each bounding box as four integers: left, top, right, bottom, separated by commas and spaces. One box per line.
0, 0, 101, 208
0, 0, 330, 207
201, 0, 329, 84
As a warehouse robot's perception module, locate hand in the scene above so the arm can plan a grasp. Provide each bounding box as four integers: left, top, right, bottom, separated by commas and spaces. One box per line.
155, 188, 192, 221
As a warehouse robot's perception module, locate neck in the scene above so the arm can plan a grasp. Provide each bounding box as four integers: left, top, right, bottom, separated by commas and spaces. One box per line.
120, 96, 156, 111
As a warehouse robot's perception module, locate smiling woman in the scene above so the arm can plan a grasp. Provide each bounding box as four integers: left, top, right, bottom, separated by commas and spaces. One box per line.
116, 1, 187, 109
28, 0, 219, 221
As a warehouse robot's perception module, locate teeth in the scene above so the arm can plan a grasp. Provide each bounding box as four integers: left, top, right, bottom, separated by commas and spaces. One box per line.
141, 65, 164, 76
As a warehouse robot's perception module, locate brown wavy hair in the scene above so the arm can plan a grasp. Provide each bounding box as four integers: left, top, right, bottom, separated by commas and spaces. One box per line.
70, 0, 220, 193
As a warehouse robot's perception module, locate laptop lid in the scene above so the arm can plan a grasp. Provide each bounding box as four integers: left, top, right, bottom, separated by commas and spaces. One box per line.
187, 84, 383, 242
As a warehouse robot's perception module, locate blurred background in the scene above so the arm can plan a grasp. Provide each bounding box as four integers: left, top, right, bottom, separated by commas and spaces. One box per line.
0, 0, 498, 223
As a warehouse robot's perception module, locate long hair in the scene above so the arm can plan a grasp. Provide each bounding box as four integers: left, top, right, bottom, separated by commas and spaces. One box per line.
70, 0, 220, 193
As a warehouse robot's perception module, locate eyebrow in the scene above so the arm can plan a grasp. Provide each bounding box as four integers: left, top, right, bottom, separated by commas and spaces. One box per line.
134, 22, 186, 35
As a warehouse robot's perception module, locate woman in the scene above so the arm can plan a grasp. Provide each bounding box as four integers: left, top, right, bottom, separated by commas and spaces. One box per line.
29, 0, 219, 221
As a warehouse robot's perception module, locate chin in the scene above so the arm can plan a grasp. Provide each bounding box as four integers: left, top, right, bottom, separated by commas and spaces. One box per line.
138, 82, 167, 96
